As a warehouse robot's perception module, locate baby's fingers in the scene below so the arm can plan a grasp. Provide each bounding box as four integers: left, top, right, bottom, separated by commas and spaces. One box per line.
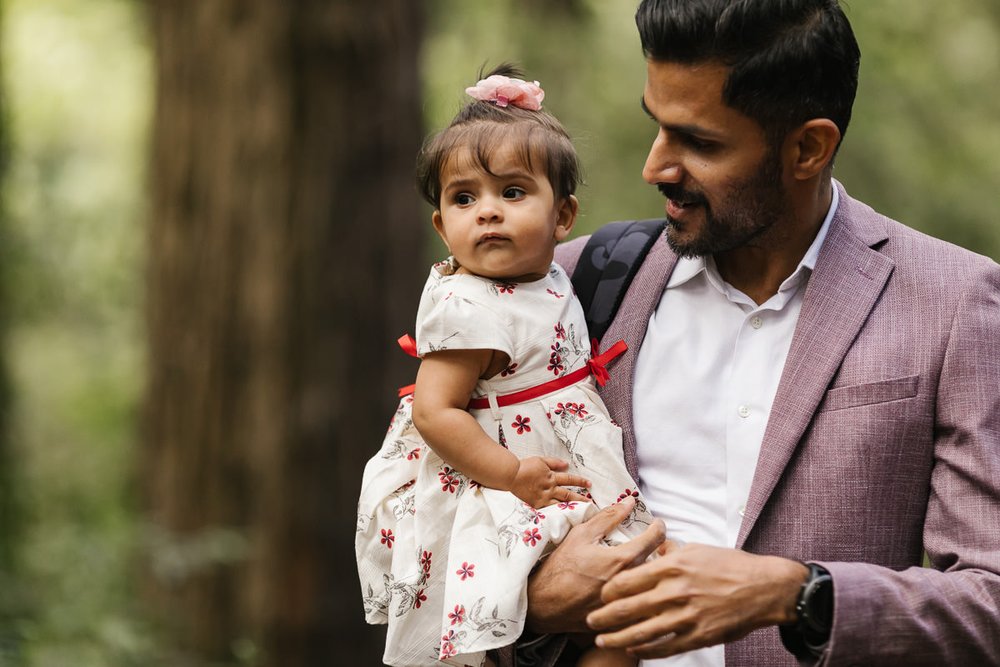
555, 486, 592, 503
554, 471, 591, 490
540, 456, 569, 471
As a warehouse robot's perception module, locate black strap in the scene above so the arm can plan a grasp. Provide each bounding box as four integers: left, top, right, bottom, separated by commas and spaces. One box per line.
571, 219, 667, 342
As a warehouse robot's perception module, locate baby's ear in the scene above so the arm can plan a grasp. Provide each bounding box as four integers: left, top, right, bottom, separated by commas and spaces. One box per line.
554, 195, 578, 242
431, 210, 450, 249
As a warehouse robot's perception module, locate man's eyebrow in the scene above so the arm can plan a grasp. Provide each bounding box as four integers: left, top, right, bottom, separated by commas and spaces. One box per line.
640, 96, 723, 141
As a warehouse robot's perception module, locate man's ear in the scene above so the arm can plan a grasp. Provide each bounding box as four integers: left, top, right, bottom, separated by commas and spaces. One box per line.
788, 119, 841, 181
553, 195, 579, 242
431, 210, 450, 250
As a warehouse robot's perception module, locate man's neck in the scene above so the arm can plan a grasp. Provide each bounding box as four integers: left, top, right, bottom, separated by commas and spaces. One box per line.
714, 180, 833, 305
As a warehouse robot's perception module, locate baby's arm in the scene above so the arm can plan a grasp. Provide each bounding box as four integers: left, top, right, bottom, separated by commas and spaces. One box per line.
412, 348, 590, 509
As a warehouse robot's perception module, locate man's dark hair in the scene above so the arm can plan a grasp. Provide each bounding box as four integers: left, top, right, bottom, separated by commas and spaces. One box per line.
636, 0, 860, 149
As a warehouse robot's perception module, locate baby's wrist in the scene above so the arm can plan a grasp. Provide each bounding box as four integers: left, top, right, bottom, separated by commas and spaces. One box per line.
499, 453, 522, 492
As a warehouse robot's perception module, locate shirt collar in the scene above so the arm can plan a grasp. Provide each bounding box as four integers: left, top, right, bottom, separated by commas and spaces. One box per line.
666, 183, 839, 292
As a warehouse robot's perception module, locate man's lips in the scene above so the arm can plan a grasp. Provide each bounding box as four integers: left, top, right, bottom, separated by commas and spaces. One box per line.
665, 198, 702, 219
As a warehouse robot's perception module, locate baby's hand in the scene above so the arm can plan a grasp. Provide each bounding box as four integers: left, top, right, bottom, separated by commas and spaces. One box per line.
509, 456, 591, 509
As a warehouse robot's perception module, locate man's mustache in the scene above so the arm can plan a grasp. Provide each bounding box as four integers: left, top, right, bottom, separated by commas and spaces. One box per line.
657, 182, 706, 205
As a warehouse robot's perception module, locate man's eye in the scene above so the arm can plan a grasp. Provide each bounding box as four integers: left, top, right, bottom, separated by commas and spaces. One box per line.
455, 193, 474, 205
684, 135, 714, 151
503, 187, 526, 200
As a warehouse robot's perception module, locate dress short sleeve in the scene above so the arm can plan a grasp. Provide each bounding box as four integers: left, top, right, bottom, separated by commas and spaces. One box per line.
415, 272, 515, 359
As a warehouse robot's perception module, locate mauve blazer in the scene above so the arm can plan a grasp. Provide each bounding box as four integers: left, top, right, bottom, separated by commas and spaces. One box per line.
548, 182, 1000, 666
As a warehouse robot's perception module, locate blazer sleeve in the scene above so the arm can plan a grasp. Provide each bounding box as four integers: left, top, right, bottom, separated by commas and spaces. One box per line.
817, 259, 1000, 665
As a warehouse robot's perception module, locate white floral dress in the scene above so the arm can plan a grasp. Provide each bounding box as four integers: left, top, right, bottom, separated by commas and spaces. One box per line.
356, 260, 654, 667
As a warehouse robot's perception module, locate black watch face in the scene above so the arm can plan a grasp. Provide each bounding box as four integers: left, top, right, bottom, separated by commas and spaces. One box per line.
809, 577, 834, 629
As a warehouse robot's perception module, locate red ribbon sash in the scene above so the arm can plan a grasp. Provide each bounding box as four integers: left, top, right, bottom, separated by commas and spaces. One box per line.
395, 334, 627, 408
466, 338, 627, 410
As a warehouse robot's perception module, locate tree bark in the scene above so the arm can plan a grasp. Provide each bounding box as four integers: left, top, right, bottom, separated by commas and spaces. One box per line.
144, 1, 424, 663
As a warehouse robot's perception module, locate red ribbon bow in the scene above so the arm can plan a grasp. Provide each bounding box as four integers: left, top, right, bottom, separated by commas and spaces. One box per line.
587, 338, 626, 387
397, 334, 419, 397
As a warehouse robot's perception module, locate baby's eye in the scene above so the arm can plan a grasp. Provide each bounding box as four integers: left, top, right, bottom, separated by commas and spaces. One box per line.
503, 187, 526, 200
455, 193, 474, 206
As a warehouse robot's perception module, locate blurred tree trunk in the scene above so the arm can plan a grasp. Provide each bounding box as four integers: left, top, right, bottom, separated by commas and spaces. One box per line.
144, 1, 424, 664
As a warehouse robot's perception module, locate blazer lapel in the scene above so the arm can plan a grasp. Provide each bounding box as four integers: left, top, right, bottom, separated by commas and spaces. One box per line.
736, 187, 895, 548
601, 231, 677, 481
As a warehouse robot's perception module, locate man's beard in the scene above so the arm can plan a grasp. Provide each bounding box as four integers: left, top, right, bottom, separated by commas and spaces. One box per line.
658, 150, 787, 259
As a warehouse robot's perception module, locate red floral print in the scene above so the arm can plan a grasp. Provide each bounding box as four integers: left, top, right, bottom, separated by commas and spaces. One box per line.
500, 362, 519, 377
438, 466, 460, 493
456, 561, 475, 580
420, 550, 433, 575
557, 501, 578, 510
523, 527, 542, 547
512, 415, 531, 434
523, 503, 547, 524
406, 447, 421, 460
414, 588, 427, 608
554, 322, 566, 340
547, 289, 566, 299
555, 402, 588, 417
494, 281, 516, 294
448, 604, 466, 625
547, 353, 564, 375
617, 488, 641, 503
439, 630, 458, 659
439, 641, 457, 659
380, 528, 394, 549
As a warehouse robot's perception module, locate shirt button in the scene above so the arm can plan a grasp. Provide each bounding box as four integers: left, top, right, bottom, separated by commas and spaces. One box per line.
750, 315, 763, 329
738, 405, 750, 418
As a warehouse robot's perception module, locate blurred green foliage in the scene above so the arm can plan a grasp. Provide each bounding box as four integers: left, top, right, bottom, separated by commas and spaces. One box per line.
0, 0, 997, 665
424, 0, 1000, 260
1, 0, 152, 664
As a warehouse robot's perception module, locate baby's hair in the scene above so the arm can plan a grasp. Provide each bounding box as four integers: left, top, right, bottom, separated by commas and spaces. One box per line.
417, 63, 581, 208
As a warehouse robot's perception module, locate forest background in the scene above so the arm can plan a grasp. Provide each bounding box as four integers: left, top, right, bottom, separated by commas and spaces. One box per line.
0, 0, 997, 665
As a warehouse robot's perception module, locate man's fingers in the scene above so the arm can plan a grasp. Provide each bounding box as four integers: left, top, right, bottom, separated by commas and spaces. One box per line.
587, 588, 652, 631
611, 519, 667, 571
573, 497, 637, 542
627, 630, 691, 660
600, 549, 676, 602
593, 612, 684, 652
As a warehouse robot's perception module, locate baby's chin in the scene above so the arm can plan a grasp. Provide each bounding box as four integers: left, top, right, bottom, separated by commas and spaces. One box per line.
452, 257, 553, 283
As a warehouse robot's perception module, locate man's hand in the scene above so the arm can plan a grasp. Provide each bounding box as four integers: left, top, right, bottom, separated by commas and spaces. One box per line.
509, 456, 592, 509
526, 497, 666, 633
586, 542, 808, 659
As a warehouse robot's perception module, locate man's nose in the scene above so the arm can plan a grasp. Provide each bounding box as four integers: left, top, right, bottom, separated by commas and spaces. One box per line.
642, 130, 683, 185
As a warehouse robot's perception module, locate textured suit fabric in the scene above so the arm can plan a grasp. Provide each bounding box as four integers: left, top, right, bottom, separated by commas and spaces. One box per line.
543, 182, 1000, 666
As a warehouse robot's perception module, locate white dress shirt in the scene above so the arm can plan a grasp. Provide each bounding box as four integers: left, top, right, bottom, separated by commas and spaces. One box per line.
632, 188, 837, 667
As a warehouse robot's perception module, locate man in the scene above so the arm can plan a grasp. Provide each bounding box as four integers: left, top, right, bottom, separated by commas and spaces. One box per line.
501, 0, 1000, 665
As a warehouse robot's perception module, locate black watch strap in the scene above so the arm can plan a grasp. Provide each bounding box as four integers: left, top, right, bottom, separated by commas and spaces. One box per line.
780, 563, 834, 659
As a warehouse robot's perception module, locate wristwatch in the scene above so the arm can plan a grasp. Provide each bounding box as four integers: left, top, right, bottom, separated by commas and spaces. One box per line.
779, 562, 834, 658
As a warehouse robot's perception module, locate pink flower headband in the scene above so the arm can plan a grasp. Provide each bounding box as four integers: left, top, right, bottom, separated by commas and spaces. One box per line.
465, 75, 545, 111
